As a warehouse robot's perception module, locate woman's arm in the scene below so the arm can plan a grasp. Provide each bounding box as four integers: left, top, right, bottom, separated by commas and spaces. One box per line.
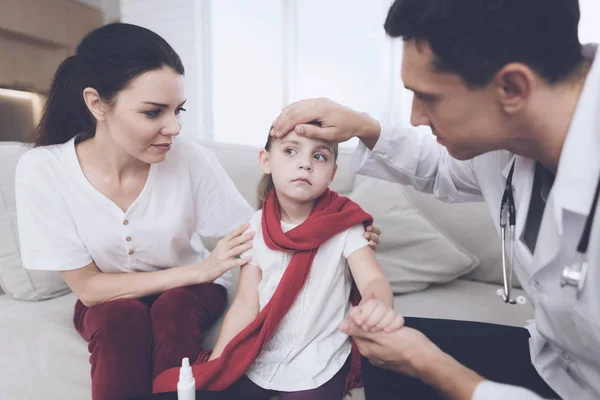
347, 246, 394, 308
209, 263, 262, 360
62, 225, 254, 307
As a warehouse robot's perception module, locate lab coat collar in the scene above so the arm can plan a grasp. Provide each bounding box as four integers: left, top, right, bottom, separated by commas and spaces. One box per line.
501, 154, 517, 179
553, 43, 600, 217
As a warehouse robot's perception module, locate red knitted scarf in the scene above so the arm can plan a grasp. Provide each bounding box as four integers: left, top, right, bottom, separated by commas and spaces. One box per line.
153, 188, 373, 395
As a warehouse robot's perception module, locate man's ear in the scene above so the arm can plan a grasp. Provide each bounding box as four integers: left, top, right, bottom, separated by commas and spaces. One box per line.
494, 63, 535, 115
329, 164, 338, 184
258, 148, 271, 174
82, 87, 108, 121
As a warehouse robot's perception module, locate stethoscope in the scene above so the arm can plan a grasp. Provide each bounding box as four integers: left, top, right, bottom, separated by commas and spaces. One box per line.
497, 159, 600, 304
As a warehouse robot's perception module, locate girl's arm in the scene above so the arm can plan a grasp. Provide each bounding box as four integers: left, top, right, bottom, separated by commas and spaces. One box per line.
347, 246, 394, 308
209, 263, 262, 360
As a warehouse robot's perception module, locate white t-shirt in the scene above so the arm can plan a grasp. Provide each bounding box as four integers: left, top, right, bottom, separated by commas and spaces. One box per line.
14, 135, 254, 291
242, 210, 369, 391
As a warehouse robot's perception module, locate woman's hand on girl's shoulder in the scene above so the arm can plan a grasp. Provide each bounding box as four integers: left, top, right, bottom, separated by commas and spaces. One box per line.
202, 223, 255, 281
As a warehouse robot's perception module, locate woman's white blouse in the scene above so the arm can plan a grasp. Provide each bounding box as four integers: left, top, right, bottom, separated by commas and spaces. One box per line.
15, 136, 253, 290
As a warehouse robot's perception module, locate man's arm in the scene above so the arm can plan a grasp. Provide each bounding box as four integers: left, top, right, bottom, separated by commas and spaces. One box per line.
352, 124, 483, 203
270, 98, 483, 203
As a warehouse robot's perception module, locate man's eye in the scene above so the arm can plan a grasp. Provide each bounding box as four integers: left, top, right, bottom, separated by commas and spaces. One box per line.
284, 148, 297, 155
415, 93, 437, 103
314, 153, 327, 161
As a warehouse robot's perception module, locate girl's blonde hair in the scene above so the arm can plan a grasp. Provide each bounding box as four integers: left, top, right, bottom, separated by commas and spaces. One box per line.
257, 122, 338, 209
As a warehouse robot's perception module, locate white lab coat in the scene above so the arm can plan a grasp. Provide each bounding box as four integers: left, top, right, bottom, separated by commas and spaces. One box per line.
352, 43, 600, 400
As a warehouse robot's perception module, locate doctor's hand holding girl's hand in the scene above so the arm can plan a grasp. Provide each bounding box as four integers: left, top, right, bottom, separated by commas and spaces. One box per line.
339, 313, 443, 379
347, 292, 404, 334
340, 294, 485, 396
201, 224, 255, 282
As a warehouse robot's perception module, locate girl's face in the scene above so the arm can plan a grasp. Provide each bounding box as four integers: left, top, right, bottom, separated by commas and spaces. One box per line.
100, 67, 186, 164
260, 131, 337, 204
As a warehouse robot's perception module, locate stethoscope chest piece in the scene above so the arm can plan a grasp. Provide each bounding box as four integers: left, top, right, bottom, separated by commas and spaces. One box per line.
561, 252, 588, 298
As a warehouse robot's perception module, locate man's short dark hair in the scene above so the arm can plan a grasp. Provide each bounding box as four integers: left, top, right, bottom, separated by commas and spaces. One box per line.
385, 0, 584, 87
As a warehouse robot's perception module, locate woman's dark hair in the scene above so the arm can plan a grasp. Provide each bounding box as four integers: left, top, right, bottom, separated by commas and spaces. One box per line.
34, 22, 184, 147
257, 122, 339, 209
384, 0, 584, 87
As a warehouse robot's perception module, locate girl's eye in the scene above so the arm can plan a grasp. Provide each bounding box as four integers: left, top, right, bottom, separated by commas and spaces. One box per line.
175, 107, 187, 115
284, 148, 298, 156
314, 153, 327, 162
143, 109, 161, 119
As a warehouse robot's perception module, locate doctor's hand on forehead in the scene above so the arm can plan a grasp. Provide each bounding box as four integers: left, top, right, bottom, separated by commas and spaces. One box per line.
270, 98, 382, 149
271, 99, 384, 250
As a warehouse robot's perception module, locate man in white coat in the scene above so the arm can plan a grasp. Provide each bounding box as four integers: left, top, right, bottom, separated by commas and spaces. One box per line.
270, 0, 599, 399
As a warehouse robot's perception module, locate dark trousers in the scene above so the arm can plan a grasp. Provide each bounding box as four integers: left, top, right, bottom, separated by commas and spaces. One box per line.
74, 283, 228, 400
226, 357, 350, 400
362, 317, 561, 399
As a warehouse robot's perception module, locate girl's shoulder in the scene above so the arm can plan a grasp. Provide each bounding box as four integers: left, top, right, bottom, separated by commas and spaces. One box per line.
248, 209, 262, 227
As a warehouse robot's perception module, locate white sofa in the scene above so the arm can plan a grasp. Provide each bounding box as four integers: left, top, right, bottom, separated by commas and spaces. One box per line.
0, 139, 534, 400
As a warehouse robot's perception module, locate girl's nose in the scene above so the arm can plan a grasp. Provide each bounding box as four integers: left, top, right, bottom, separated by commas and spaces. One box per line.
298, 157, 313, 171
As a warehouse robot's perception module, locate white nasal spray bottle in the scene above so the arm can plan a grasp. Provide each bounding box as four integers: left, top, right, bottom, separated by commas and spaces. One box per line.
177, 357, 196, 400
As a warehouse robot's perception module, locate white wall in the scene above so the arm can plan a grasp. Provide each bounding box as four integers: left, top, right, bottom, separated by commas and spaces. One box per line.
579, 0, 600, 44
120, 0, 208, 140
119, 0, 398, 145
71, 0, 121, 23
119, 0, 600, 146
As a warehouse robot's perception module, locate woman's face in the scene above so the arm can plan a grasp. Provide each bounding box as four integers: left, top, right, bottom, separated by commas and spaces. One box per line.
103, 67, 186, 164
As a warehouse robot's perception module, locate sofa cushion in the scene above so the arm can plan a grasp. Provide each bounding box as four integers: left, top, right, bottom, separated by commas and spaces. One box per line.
0, 293, 90, 399
393, 279, 533, 327
349, 176, 479, 294
0, 142, 71, 301
401, 185, 520, 288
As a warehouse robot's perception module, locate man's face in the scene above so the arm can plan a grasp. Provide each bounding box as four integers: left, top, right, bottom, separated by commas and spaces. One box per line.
401, 40, 507, 160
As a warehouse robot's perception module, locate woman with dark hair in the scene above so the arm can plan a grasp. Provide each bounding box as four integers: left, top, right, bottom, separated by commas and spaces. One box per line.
14, 23, 256, 400
14, 22, 381, 400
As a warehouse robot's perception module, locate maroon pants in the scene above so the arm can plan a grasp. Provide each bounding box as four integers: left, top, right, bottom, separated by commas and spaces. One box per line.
73, 283, 227, 400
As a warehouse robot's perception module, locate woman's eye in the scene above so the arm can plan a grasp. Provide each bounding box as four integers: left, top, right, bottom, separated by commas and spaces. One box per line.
175, 107, 187, 115
143, 109, 161, 119
314, 153, 327, 161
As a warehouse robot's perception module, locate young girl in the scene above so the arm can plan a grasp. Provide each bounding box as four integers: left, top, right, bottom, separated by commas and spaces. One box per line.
154, 129, 401, 398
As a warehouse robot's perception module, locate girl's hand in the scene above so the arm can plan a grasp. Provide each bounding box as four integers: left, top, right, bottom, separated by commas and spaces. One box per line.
203, 224, 255, 281
349, 296, 404, 334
